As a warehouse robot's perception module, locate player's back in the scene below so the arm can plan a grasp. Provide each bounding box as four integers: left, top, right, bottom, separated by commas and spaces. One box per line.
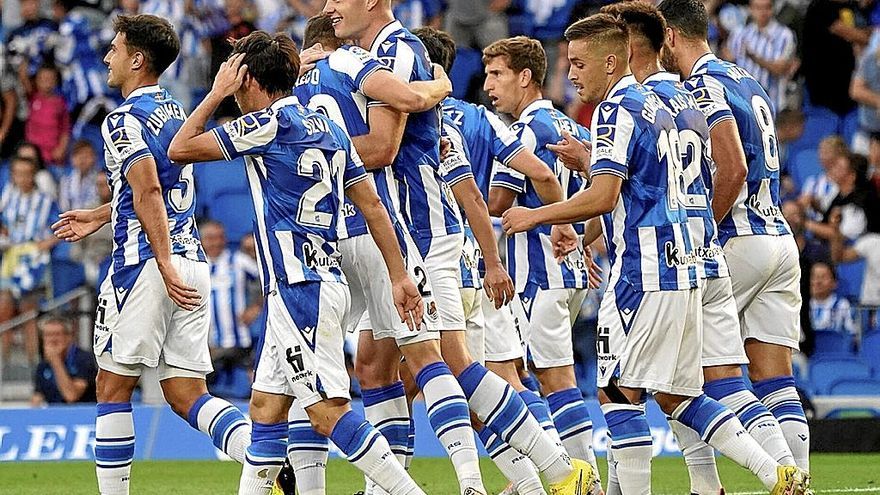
102, 85, 203, 272
643, 72, 728, 280
592, 77, 698, 292
686, 54, 789, 243
442, 97, 524, 200
212, 97, 365, 292
371, 21, 460, 244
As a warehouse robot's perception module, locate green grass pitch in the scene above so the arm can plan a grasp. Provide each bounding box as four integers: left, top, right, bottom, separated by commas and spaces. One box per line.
1, 454, 878, 494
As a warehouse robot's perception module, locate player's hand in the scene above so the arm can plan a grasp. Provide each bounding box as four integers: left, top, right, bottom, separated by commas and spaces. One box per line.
440, 137, 451, 162
431, 63, 452, 95
547, 131, 591, 174
501, 206, 537, 235
157, 261, 202, 311
583, 244, 603, 289
299, 43, 331, 76
210, 52, 248, 99
392, 276, 424, 331
550, 224, 578, 262
484, 262, 514, 309
52, 209, 103, 242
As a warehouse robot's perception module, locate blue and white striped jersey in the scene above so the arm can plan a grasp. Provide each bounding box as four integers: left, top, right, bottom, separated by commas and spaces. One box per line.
439, 116, 481, 290
686, 54, 790, 244
590, 76, 699, 292
643, 71, 729, 280
58, 168, 100, 211
369, 20, 462, 255
211, 96, 368, 293
810, 294, 856, 335
56, 10, 107, 108
491, 99, 590, 292
0, 186, 58, 244
294, 44, 389, 240
102, 85, 204, 273
441, 97, 525, 200
209, 249, 259, 349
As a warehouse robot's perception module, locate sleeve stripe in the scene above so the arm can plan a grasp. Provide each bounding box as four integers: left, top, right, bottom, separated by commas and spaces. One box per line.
212, 128, 233, 161
343, 173, 369, 190
591, 168, 627, 180
707, 114, 735, 132
445, 172, 474, 187
490, 180, 525, 193
122, 152, 153, 176
356, 64, 389, 93
500, 145, 526, 166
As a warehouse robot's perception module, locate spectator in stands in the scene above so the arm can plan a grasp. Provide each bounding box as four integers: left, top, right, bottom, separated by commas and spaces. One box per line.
444, 0, 509, 52
783, 199, 819, 354
851, 44, 880, 149
0, 54, 19, 158
823, 153, 880, 239
802, 0, 872, 117
5, 0, 59, 97
24, 64, 70, 166
778, 108, 805, 169
13, 142, 58, 197
830, 211, 880, 308
201, 221, 261, 392
0, 156, 61, 363
394, 0, 443, 30
58, 139, 99, 212
723, 0, 798, 111
30, 315, 97, 405
53, 0, 111, 122
799, 135, 848, 220
810, 261, 857, 337
68, 172, 112, 286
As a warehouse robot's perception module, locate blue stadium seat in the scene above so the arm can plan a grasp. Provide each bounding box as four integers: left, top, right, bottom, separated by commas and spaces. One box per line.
809, 357, 873, 394
859, 331, 880, 372
812, 330, 855, 356
842, 111, 860, 146
789, 150, 822, 191
828, 378, 880, 396
798, 110, 840, 149
835, 260, 866, 301
210, 189, 255, 249
51, 259, 86, 298
449, 48, 483, 100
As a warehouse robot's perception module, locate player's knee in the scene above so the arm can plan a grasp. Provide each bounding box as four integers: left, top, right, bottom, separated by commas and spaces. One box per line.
307, 398, 351, 437
653, 393, 688, 415
96, 370, 138, 402
534, 366, 576, 393
355, 356, 398, 389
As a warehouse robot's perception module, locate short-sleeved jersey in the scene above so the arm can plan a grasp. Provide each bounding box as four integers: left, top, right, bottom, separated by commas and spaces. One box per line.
439, 116, 481, 289
0, 186, 58, 244
294, 44, 389, 240
209, 249, 260, 349
491, 99, 590, 292
101, 85, 204, 273
369, 20, 462, 253
590, 76, 699, 293
686, 54, 790, 244
442, 97, 525, 200
212, 96, 368, 294
643, 71, 729, 280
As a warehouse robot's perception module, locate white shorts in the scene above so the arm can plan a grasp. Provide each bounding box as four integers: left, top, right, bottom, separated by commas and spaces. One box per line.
597, 286, 703, 397
724, 235, 802, 349
421, 233, 467, 331
252, 283, 351, 408
462, 287, 485, 364
342, 233, 440, 346
520, 286, 587, 369
482, 290, 526, 362
701, 276, 749, 367
93, 255, 212, 378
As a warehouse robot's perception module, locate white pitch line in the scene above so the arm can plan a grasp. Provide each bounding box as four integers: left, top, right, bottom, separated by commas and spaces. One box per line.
719, 489, 880, 495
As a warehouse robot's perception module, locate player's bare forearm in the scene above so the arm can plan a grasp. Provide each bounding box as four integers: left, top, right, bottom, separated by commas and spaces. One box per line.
364, 70, 451, 113
531, 174, 620, 225
347, 181, 408, 281
453, 179, 502, 266
583, 217, 603, 246
355, 106, 408, 169
709, 119, 748, 223
508, 151, 565, 204
168, 91, 226, 163
48, 359, 87, 403
93, 203, 112, 224
488, 186, 517, 216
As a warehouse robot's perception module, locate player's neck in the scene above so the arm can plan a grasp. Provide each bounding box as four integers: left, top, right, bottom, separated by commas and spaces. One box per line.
630, 55, 664, 84
121, 75, 160, 99
512, 87, 543, 120
357, 12, 396, 51
602, 71, 629, 100
678, 41, 713, 78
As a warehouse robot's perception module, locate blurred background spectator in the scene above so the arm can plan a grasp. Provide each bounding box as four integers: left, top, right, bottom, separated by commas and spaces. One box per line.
30, 314, 96, 405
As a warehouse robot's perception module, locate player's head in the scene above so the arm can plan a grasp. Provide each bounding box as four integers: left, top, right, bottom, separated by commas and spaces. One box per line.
71, 139, 97, 172
749, 0, 774, 28
657, 0, 709, 75
38, 315, 74, 351
229, 31, 300, 113
304, 14, 345, 51
10, 156, 38, 193
564, 13, 629, 104
810, 261, 837, 300
104, 15, 180, 88
322, 0, 393, 42
413, 27, 456, 73
199, 220, 226, 258
601, 1, 666, 57
818, 135, 848, 170
482, 36, 546, 116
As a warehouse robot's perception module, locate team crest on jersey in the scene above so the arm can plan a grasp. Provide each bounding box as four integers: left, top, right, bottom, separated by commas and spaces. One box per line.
224, 111, 272, 140
347, 45, 374, 63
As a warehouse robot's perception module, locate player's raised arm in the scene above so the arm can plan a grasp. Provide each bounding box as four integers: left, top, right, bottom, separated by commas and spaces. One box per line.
361, 63, 452, 113
52, 202, 111, 242
351, 106, 408, 169
345, 177, 424, 330
169, 54, 248, 163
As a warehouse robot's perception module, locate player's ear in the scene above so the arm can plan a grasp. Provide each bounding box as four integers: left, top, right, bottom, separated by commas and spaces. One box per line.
665, 27, 675, 47
519, 68, 533, 89
131, 51, 145, 71
365, 0, 381, 11
605, 53, 616, 75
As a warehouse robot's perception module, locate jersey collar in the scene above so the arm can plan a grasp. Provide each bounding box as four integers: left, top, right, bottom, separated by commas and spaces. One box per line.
270, 95, 301, 111
642, 71, 680, 85
608, 74, 637, 98
519, 98, 555, 118
691, 53, 717, 76
370, 20, 404, 53
125, 84, 162, 101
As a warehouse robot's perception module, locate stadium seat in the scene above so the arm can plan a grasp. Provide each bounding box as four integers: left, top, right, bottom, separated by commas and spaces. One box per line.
449, 48, 483, 100
209, 190, 256, 249
789, 149, 822, 191
859, 331, 880, 372
828, 378, 880, 396
50, 259, 86, 298
809, 357, 873, 394
812, 330, 855, 356
835, 260, 866, 301
841, 111, 860, 146
798, 110, 840, 149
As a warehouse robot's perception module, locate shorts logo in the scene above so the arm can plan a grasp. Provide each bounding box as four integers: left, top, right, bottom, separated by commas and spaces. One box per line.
286, 346, 304, 373
596, 327, 610, 355
426, 301, 438, 322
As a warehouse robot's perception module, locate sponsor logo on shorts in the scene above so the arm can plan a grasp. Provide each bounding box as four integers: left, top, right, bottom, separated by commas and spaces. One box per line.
303, 242, 341, 270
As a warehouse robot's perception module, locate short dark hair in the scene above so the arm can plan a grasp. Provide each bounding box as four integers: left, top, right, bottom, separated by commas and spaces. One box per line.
231, 31, 300, 96
565, 14, 629, 55
413, 27, 456, 73
38, 315, 72, 334
482, 36, 547, 86
113, 14, 180, 77
71, 139, 94, 154
657, 0, 709, 40
11, 155, 38, 171
303, 15, 341, 50
601, 1, 667, 53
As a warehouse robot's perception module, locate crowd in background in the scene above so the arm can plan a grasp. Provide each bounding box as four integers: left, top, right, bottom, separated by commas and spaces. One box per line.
1, 0, 880, 403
